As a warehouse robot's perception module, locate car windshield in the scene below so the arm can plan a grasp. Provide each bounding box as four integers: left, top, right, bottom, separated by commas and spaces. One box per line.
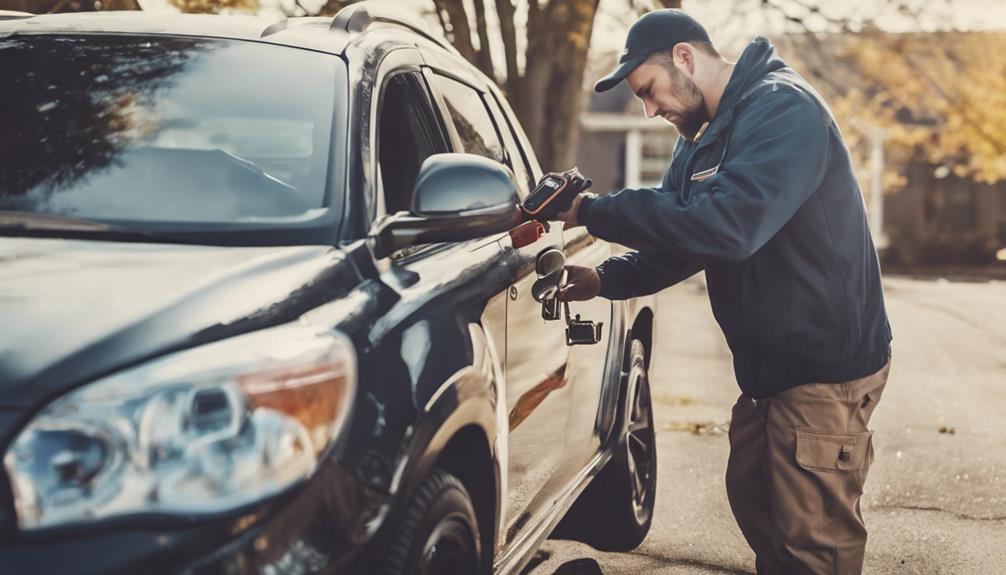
0, 34, 343, 231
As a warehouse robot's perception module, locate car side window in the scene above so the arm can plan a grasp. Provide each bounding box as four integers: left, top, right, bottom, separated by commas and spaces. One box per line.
428, 74, 506, 166
488, 90, 543, 181
483, 93, 533, 197
378, 72, 449, 214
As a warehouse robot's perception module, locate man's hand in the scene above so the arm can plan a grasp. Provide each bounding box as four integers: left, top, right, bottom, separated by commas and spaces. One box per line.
556, 191, 596, 230
557, 265, 601, 302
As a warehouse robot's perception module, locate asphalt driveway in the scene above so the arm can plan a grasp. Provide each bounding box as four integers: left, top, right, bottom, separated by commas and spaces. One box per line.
526, 274, 1006, 574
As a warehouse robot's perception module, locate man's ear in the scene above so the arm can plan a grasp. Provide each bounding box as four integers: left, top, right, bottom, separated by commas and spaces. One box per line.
672, 42, 695, 76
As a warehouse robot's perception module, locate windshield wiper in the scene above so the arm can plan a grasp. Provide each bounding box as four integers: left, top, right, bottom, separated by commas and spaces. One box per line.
215, 149, 300, 194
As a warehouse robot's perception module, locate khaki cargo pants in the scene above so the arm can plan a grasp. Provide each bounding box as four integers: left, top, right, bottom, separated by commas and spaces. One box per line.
725, 359, 891, 575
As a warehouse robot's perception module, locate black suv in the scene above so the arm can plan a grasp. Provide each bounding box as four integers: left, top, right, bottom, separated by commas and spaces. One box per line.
0, 5, 657, 574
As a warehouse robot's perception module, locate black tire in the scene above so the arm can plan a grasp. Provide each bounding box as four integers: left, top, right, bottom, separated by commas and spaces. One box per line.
381, 468, 483, 575
555, 339, 656, 551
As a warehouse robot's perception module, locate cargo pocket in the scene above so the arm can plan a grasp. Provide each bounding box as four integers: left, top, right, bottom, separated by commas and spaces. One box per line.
795, 428, 872, 474
792, 429, 875, 529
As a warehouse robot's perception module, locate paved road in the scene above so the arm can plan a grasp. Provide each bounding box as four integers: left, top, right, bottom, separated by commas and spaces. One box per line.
526, 274, 1006, 574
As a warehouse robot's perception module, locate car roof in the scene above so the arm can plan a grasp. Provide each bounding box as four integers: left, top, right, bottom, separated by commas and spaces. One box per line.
0, 11, 353, 55
0, 5, 460, 60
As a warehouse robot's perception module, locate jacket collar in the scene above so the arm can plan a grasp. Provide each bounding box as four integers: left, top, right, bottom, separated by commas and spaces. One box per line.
694, 36, 787, 146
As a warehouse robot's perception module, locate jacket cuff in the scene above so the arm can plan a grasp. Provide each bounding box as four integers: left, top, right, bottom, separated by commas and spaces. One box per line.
583, 194, 613, 240
577, 194, 595, 228
594, 264, 613, 300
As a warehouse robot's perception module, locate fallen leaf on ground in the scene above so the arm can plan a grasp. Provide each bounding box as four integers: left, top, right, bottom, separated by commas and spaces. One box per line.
662, 420, 730, 436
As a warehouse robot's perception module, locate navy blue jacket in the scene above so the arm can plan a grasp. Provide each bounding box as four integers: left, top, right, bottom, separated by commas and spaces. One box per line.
582, 37, 892, 398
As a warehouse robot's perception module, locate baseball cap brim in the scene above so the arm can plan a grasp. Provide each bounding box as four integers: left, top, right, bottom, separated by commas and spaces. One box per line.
594, 54, 646, 93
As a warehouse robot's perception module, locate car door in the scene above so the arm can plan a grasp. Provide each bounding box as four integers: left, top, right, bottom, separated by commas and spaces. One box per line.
364, 47, 513, 504
558, 225, 614, 466
484, 88, 614, 509
425, 70, 575, 547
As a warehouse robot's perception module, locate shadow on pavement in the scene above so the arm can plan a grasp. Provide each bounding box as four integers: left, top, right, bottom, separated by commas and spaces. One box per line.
521, 547, 755, 575
551, 558, 604, 574
522, 551, 604, 574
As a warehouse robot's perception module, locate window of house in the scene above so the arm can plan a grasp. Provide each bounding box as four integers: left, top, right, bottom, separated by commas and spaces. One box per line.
377, 73, 448, 214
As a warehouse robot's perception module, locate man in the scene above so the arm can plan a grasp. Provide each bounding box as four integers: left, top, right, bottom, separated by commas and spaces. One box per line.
555, 9, 893, 575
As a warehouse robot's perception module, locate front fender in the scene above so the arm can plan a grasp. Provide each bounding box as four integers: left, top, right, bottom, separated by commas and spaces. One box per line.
371, 320, 504, 558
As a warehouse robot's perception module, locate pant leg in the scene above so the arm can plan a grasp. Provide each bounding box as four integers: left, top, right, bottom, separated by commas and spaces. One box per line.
726, 394, 784, 575
763, 359, 891, 575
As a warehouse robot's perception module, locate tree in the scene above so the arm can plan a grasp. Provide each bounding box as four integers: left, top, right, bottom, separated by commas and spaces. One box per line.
424, 0, 683, 171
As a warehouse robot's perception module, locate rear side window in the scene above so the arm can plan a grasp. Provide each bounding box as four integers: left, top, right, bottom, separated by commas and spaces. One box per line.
428, 74, 506, 165
483, 93, 532, 196
489, 90, 542, 180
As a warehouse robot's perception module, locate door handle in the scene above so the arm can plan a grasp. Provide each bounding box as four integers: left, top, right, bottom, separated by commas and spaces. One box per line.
532, 268, 568, 303
535, 247, 565, 278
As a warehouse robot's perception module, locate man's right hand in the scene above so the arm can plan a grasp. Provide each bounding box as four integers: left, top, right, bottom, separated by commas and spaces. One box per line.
557, 265, 601, 301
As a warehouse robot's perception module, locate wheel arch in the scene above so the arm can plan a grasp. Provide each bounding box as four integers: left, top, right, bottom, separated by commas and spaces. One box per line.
625, 305, 654, 373
433, 424, 497, 571
387, 371, 501, 570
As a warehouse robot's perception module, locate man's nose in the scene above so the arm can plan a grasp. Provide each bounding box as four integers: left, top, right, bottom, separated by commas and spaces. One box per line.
643, 99, 658, 118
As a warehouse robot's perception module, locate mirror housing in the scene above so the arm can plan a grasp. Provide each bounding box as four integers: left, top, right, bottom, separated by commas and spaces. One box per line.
371, 154, 521, 258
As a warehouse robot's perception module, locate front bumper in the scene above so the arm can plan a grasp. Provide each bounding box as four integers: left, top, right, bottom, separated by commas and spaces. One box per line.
0, 462, 384, 575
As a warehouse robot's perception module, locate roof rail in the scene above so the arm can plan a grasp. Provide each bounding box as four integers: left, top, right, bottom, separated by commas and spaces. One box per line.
331, 3, 456, 55
260, 16, 333, 38
0, 10, 33, 20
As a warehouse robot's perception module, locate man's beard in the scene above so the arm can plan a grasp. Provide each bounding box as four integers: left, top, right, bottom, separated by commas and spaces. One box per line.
668, 66, 710, 140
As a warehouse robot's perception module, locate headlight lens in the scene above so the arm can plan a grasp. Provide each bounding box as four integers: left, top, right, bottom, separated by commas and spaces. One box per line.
3, 325, 356, 531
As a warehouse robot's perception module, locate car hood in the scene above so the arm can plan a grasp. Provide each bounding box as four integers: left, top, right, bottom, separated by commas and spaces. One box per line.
0, 237, 360, 410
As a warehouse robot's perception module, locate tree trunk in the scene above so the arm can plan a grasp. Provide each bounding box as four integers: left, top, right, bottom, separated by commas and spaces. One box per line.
523, 0, 601, 171
495, 0, 520, 103
432, 0, 477, 64
471, 0, 494, 80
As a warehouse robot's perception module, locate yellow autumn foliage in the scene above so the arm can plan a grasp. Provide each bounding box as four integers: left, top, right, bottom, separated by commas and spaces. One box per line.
782, 31, 1006, 185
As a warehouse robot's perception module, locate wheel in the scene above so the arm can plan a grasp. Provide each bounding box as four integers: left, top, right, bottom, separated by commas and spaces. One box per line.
554, 339, 657, 551
381, 468, 483, 575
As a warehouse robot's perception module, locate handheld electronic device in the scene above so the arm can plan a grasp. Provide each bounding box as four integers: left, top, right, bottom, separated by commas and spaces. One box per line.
520, 168, 592, 222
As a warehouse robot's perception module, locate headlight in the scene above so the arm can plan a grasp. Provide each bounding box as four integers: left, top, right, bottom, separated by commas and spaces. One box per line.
3, 325, 356, 531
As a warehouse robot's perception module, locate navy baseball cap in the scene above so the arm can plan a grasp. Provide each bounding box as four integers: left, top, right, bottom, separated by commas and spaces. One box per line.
594, 9, 710, 93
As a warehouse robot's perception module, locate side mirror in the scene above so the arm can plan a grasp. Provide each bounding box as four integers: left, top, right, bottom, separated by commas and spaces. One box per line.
371, 154, 521, 258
